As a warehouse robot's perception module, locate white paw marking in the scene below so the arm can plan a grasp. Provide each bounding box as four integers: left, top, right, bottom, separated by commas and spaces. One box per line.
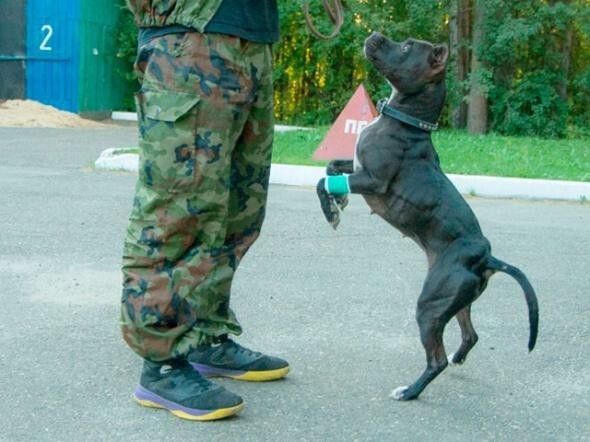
449, 352, 464, 365
390, 386, 409, 400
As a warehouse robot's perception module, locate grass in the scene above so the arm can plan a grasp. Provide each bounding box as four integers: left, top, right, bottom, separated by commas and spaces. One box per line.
113, 127, 589, 182
272, 127, 590, 182
271, 128, 330, 166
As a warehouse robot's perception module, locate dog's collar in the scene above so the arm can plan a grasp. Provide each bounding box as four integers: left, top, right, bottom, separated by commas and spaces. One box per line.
376, 99, 439, 132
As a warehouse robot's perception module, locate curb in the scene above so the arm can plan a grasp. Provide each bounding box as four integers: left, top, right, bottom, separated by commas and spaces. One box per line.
110, 111, 308, 132
94, 148, 139, 172
95, 148, 590, 202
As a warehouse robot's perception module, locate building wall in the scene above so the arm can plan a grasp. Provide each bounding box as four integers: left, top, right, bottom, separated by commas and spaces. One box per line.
26, 0, 81, 112
0, 0, 27, 99
0, 0, 132, 113
78, 0, 132, 114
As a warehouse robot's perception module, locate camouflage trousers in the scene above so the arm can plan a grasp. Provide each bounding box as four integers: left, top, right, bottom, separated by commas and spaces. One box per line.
120, 32, 274, 362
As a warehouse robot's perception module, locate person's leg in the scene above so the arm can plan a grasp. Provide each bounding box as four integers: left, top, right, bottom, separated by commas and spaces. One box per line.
120, 32, 258, 419
186, 42, 289, 381
121, 31, 270, 360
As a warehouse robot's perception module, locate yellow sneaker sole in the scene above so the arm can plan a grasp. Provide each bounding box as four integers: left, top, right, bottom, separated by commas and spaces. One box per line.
228, 366, 290, 382
134, 393, 244, 421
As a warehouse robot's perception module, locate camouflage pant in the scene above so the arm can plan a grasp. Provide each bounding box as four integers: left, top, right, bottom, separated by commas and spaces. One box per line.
121, 32, 274, 361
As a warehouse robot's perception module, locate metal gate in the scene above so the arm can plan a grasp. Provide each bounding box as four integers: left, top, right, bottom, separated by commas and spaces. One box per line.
26, 0, 80, 112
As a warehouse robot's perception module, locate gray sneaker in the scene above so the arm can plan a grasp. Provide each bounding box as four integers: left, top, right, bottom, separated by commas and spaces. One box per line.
134, 358, 244, 421
188, 335, 290, 382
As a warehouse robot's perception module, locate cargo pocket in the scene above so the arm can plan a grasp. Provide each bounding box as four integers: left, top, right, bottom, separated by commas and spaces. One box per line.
135, 89, 201, 193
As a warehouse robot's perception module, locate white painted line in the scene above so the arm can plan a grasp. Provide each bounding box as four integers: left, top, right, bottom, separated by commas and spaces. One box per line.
95, 148, 590, 201
111, 111, 138, 122
274, 124, 310, 132
269, 164, 324, 186
111, 112, 310, 133
447, 174, 590, 201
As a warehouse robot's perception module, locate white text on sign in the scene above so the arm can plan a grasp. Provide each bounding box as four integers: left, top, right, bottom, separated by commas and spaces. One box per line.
344, 119, 369, 134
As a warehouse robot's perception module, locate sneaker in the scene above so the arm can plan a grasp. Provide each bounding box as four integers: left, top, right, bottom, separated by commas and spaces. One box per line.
188, 336, 290, 382
133, 358, 244, 421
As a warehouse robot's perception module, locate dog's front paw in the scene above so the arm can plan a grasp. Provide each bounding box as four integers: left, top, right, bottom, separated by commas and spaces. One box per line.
317, 178, 340, 229
334, 194, 349, 211
390, 385, 417, 401
326, 163, 343, 176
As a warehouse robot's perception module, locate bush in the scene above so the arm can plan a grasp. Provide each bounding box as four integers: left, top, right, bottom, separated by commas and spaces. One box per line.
115, 5, 138, 110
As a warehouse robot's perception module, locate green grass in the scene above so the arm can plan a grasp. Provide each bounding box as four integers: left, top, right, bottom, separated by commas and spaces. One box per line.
113, 127, 589, 181
272, 127, 590, 182
271, 128, 330, 166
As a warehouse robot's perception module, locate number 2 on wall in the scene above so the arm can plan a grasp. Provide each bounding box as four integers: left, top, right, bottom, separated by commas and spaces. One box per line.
40, 25, 53, 51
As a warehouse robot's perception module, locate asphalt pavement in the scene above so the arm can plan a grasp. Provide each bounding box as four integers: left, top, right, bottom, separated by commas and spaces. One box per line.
0, 125, 588, 441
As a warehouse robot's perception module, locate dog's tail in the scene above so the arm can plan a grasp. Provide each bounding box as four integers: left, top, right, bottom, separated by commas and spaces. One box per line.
488, 257, 539, 352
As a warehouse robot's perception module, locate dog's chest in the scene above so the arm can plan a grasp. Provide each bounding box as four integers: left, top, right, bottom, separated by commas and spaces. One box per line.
353, 115, 381, 172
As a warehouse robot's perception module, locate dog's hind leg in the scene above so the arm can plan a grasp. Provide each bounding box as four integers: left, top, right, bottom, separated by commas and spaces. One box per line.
392, 266, 480, 401
391, 307, 449, 401
450, 305, 478, 365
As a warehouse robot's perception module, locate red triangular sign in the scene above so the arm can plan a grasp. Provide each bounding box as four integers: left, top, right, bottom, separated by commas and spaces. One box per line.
312, 84, 378, 160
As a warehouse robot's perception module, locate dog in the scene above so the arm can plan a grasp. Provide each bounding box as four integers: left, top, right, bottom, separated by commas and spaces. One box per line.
316, 32, 539, 401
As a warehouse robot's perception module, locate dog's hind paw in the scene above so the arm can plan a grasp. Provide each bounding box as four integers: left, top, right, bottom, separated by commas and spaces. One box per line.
390, 386, 414, 401
449, 352, 465, 365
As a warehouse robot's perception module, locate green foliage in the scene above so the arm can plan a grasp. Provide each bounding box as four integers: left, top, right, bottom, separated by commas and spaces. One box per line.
491, 70, 569, 138
571, 67, 590, 132
275, 0, 589, 138
114, 1, 589, 138
115, 5, 139, 110
570, 0, 590, 132
482, 0, 583, 137
274, 0, 448, 125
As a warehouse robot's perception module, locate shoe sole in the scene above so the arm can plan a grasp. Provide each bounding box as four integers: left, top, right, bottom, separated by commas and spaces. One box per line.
133, 386, 244, 421
191, 363, 290, 382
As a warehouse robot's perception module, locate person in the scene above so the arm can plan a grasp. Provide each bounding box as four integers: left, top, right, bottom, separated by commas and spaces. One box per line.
120, 0, 288, 421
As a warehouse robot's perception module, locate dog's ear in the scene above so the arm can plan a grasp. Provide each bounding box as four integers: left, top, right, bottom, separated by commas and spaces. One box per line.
429, 43, 449, 68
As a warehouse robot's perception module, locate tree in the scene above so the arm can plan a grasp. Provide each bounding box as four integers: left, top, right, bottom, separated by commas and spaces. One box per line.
115, 1, 590, 137
449, 0, 470, 129
467, 0, 488, 134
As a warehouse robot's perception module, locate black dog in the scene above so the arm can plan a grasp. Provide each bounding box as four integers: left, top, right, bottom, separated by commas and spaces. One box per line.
317, 32, 539, 401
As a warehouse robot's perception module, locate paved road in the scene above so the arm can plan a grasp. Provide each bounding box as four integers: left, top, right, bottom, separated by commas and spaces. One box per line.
0, 126, 588, 441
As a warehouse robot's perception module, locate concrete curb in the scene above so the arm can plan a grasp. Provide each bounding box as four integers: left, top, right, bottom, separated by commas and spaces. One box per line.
95, 148, 590, 202
110, 111, 308, 132
94, 148, 139, 172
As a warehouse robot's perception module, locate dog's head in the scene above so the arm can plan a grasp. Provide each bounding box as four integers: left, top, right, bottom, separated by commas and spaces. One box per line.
364, 33, 449, 94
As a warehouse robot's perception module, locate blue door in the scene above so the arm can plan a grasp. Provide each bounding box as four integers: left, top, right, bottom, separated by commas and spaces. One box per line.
26, 0, 80, 112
